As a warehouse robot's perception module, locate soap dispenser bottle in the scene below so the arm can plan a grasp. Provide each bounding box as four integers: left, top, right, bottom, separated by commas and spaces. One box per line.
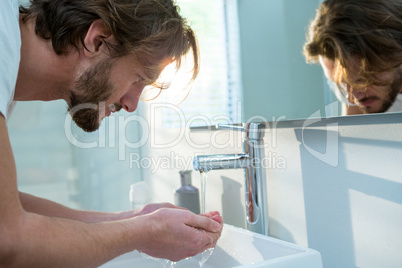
174, 170, 200, 214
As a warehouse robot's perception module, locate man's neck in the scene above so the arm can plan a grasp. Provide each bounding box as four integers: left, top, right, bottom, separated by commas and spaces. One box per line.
14, 17, 77, 103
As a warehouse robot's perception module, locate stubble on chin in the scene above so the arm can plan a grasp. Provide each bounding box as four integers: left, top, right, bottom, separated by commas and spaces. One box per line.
68, 59, 114, 132
356, 70, 402, 114
72, 108, 101, 132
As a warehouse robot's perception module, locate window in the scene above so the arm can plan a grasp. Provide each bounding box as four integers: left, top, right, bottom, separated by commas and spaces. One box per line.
157, 0, 243, 128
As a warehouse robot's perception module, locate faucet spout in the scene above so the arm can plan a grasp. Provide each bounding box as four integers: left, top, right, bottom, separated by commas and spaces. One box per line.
193, 154, 250, 172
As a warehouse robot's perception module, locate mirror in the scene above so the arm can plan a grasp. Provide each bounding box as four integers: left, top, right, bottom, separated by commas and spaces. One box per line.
237, 0, 402, 121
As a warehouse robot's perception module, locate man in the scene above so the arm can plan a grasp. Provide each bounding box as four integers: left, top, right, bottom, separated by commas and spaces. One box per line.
0, 0, 223, 266
304, 0, 402, 115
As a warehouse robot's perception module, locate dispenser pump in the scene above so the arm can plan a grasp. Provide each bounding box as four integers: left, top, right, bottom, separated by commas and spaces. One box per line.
180, 170, 192, 186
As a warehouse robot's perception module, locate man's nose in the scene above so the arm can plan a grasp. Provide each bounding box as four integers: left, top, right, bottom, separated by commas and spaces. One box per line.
346, 84, 366, 101
348, 89, 367, 103
121, 85, 146, 113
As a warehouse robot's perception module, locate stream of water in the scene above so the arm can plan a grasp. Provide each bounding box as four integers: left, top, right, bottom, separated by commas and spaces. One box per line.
198, 171, 215, 266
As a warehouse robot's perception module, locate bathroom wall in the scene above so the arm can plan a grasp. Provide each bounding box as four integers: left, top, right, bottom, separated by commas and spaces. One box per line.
264, 112, 402, 268
147, 112, 402, 268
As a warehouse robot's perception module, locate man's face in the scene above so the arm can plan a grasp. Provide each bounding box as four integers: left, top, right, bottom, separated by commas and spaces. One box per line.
68, 55, 152, 132
319, 56, 402, 114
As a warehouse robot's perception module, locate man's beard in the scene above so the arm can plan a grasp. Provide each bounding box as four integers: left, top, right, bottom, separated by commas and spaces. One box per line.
68, 59, 118, 132
358, 69, 402, 113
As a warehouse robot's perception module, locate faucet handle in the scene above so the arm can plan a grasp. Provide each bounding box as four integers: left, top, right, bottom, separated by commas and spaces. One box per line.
216, 124, 246, 132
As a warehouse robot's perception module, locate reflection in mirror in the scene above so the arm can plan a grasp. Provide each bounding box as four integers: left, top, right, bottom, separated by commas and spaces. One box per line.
239, 0, 402, 121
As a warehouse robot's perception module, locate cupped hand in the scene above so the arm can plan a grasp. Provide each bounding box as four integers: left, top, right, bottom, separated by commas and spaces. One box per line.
137, 208, 223, 262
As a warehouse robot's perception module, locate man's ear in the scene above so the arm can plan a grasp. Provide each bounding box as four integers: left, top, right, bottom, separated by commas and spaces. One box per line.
83, 19, 112, 58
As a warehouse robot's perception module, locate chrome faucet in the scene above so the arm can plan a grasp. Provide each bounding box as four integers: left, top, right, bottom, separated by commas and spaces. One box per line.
193, 123, 268, 235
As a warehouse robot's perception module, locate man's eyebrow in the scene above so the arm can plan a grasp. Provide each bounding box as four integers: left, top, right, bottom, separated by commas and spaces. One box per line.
343, 73, 365, 84
134, 68, 153, 84
145, 68, 164, 84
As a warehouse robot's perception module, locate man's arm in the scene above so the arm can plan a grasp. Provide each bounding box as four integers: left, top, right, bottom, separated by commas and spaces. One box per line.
19, 191, 128, 223
0, 116, 223, 266
19, 191, 180, 223
0, 116, 134, 266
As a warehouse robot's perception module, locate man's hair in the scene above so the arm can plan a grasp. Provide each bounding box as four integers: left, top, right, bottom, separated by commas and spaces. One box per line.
20, 0, 199, 87
304, 0, 402, 87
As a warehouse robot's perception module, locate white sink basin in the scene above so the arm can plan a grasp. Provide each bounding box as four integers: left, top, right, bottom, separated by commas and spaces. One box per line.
101, 224, 322, 268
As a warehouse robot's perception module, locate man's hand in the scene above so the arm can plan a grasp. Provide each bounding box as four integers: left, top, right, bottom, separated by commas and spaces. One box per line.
134, 208, 223, 262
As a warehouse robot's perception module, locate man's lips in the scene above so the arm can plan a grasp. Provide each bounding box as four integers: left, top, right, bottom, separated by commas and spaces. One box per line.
356, 96, 379, 107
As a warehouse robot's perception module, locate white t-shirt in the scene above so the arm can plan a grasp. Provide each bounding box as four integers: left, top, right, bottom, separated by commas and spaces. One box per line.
328, 79, 402, 113
0, 0, 21, 120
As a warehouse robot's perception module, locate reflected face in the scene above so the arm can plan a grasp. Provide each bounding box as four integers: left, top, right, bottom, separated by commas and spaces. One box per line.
319, 56, 402, 114
68, 55, 150, 132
